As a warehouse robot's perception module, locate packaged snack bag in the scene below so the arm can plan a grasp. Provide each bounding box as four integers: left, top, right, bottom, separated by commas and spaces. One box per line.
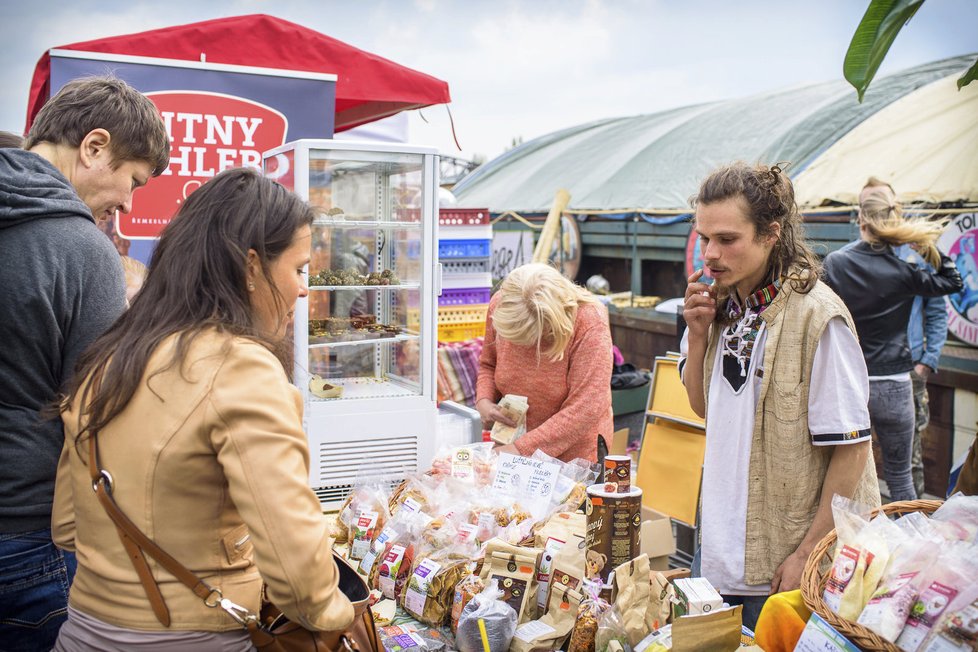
335, 477, 391, 545
450, 575, 485, 635
510, 584, 581, 652
613, 553, 653, 646
918, 583, 978, 652
486, 550, 539, 624
568, 588, 611, 652
823, 496, 900, 619
896, 543, 978, 652
857, 537, 940, 642
456, 579, 518, 652
533, 512, 585, 614
648, 571, 677, 631
349, 509, 380, 561
401, 546, 473, 627
930, 493, 978, 543
546, 534, 588, 610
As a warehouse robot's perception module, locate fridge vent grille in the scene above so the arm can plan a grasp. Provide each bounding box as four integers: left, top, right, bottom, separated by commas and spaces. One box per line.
313, 435, 419, 508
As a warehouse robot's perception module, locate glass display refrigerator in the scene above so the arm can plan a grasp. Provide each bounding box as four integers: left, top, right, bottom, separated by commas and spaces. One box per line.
263, 140, 439, 509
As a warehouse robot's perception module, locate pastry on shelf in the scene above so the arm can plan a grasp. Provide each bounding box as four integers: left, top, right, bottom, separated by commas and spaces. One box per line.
309, 267, 400, 287
309, 375, 343, 398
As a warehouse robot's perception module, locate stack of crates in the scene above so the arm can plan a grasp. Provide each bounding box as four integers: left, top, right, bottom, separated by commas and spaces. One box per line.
438, 208, 492, 342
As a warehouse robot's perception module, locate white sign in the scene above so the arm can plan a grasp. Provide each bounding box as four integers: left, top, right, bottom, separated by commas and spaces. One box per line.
492, 453, 560, 520
938, 212, 978, 346
492, 230, 533, 281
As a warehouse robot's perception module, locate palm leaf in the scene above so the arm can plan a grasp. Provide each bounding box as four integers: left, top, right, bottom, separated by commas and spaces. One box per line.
844, 0, 925, 102
957, 58, 978, 90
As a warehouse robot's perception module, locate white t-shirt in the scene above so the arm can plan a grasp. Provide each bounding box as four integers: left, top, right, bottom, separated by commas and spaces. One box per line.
679, 315, 870, 595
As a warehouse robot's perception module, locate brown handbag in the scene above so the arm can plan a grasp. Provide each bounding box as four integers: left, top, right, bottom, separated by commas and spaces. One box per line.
87, 434, 380, 652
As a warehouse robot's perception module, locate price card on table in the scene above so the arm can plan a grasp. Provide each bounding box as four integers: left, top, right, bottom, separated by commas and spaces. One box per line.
793, 613, 860, 652
492, 453, 560, 520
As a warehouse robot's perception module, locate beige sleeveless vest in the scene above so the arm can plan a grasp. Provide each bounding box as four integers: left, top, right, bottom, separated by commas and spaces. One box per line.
703, 278, 881, 584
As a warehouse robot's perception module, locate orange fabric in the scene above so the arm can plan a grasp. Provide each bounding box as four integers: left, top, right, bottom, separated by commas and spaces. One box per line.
754, 590, 810, 652
476, 296, 613, 462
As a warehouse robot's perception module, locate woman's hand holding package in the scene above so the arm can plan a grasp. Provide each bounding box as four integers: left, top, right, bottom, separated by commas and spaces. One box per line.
476, 398, 518, 430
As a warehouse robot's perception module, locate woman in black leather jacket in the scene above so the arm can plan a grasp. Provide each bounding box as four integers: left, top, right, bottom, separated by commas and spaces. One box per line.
823, 180, 962, 501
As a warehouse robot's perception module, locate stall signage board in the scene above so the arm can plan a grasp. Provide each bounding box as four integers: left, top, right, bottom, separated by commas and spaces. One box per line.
938, 211, 978, 346
492, 453, 559, 520
49, 50, 336, 258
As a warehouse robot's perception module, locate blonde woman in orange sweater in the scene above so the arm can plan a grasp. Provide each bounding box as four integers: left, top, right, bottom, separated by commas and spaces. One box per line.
476, 263, 614, 462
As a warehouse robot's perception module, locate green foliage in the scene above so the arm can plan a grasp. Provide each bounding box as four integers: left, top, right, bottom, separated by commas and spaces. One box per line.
844, 0, 976, 100
957, 58, 978, 90
844, 0, 925, 102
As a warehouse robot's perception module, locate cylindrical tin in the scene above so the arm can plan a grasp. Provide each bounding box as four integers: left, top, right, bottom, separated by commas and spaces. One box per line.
602, 455, 631, 493
584, 484, 642, 583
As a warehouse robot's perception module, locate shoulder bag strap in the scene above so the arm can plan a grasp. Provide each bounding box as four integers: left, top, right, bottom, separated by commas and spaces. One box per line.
87, 433, 252, 628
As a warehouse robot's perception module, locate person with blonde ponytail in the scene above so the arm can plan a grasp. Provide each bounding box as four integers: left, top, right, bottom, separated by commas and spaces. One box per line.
475, 263, 614, 462
823, 179, 963, 502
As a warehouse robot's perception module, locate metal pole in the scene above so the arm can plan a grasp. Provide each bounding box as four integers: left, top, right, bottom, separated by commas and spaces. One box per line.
631, 216, 641, 303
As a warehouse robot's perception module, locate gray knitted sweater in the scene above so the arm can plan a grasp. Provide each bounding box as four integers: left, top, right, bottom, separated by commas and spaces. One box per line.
0, 149, 126, 533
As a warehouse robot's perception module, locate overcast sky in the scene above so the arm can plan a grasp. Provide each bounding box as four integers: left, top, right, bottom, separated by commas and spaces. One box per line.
1, 0, 975, 163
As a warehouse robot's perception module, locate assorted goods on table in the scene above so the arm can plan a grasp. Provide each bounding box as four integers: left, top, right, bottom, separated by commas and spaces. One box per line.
798, 493, 978, 652
333, 433, 758, 652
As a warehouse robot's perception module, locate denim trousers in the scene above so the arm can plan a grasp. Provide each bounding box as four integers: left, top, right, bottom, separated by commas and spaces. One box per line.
0, 528, 76, 652
869, 378, 918, 502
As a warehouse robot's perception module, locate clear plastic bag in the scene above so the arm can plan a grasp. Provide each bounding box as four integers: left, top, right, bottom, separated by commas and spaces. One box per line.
930, 492, 978, 543
456, 579, 518, 652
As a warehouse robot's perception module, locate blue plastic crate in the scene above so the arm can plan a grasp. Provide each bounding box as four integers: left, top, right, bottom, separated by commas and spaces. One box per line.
438, 239, 491, 259
438, 287, 492, 306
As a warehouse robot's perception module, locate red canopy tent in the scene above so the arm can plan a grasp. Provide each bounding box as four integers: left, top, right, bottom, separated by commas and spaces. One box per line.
25, 13, 451, 133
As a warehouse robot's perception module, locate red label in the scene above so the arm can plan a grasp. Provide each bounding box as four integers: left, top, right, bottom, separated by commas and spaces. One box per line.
120, 91, 288, 239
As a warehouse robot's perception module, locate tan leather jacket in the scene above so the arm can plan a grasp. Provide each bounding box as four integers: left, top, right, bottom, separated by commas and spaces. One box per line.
53, 330, 354, 632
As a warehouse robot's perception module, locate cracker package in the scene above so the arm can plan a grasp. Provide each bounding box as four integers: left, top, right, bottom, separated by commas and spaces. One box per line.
485, 551, 538, 624
402, 548, 473, 627
546, 533, 587, 610
490, 394, 528, 445
450, 575, 485, 635
511, 583, 585, 652
567, 591, 611, 652
613, 553, 653, 646
349, 509, 380, 561
335, 478, 390, 545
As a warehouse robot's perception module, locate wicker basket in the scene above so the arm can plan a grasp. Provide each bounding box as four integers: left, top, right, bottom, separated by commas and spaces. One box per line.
800, 498, 943, 651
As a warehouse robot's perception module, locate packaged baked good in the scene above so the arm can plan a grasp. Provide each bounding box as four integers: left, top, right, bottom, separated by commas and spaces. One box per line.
335, 477, 391, 548
568, 590, 611, 652
486, 550, 539, 624
430, 442, 496, 485
401, 546, 474, 627
490, 394, 528, 445
546, 533, 588, 610
450, 574, 485, 635
510, 583, 583, 652
612, 553, 653, 646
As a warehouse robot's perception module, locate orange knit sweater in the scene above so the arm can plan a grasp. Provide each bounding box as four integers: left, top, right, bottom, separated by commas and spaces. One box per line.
476, 295, 614, 462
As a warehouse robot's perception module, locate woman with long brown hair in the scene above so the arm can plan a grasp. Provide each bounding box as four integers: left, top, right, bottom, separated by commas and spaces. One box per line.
823, 178, 962, 502
52, 168, 354, 650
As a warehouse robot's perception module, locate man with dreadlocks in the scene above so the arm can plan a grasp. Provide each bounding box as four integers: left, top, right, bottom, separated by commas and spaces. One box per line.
679, 162, 882, 629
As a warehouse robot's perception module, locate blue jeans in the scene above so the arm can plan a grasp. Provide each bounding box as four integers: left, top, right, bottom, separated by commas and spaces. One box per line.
0, 529, 76, 652
869, 378, 918, 502
691, 547, 767, 632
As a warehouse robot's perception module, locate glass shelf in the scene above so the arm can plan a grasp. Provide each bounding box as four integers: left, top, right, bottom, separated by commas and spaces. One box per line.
308, 376, 419, 402
309, 333, 420, 349
309, 283, 421, 291
312, 219, 422, 229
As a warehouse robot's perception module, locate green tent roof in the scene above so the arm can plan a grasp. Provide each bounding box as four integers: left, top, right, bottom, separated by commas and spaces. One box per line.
453, 54, 975, 213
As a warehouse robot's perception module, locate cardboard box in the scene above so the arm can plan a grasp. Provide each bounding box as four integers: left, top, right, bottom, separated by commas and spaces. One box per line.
640, 505, 676, 571
672, 577, 723, 618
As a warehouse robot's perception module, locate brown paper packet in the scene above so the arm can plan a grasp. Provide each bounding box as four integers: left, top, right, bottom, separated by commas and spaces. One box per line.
671, 605, 742, 652
648, 571, 676, 630
612, 553, 652, 646
487, 551, 538, 624
545, 533, 587, 611
479, 538, 544, 621
533, 512, 586, 614
509, 583, 583, 652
